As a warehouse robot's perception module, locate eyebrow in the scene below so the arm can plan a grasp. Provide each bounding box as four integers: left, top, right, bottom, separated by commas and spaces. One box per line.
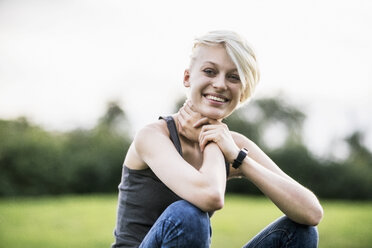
202, 61, 238, 72
203, 61, 217, 66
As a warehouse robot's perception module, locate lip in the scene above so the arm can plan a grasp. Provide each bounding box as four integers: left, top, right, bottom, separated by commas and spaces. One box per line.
203, 93, 230, 104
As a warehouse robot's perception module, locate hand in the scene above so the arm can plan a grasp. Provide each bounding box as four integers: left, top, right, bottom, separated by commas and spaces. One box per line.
178, 100, 211, 142
198, 121, 240, 164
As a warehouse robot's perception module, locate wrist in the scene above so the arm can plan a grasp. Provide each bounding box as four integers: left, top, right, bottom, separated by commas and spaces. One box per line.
203, 142, 219, 152
229, 146, 241, 164
232, 148, 249, 169
203, 143, 224, 161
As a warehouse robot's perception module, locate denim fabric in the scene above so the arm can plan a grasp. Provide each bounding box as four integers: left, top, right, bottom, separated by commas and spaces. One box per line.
242, 216, 319, 248
139, 200, 211, 248
139, 200, 318, 248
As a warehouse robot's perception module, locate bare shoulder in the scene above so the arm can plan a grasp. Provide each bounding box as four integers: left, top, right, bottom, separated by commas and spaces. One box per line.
134, 119, 170, 154
125, 120, 169, 169
136, 120, 169, 140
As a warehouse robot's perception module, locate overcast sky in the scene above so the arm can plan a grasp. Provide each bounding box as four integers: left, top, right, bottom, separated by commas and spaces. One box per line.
1, 0, 371, 157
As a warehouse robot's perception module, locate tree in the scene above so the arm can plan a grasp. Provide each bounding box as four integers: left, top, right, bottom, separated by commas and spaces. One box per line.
62, 101, 131, 193
0, 101, 132, 196
172, 94, 372, 199
344, 131, 372, 168
224, 96, 306, 150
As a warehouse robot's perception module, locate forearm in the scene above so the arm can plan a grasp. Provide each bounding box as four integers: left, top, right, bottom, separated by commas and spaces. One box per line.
198, 143, 227, 209
241, 156, 323, 226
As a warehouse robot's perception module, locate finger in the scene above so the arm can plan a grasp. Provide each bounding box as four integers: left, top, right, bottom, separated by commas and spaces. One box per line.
187, 100, 196, 111
194, 116, 222, 127
179, 106, 191, 120
200, 124, 222, 133
188, 102, 210, 121
199, 130, 207, 151
208, 119, 220, 125
187, 101, 204, 117
199, 133, 209, 152
178, 109, 185, 123
183, 102, 193, 115
184, 103, 209, 127
178, 110, 185, 124
199, 132, 218, 152
204, 122, 229, 131
200, 127, 227, 146
185, 102, 202, 119
199, 129, 219, 142
193, 117, 210, 128
199, 128, 218, 147
182, 100, 188, 107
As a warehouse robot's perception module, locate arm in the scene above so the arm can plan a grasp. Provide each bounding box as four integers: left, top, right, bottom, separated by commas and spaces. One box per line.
229, 132, 324, 226
134, 123, 226, 212
179, 102, 323, 225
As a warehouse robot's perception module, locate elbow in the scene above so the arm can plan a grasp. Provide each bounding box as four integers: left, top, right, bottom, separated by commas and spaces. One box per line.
311, 205, 324, 226
305, 203, 324, 226
201, 190, 225, 212
210, 192, 225, 211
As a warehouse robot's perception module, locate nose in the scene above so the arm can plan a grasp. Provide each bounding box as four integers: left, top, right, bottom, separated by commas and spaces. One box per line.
212, 74, 227, 90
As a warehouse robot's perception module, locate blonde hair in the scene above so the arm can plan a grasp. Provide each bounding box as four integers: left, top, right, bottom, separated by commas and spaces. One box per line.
191, 30, 260, 104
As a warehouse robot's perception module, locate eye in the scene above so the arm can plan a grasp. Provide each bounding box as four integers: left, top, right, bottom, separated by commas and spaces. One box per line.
203, 68, 216, 76
228, 73, 240, 82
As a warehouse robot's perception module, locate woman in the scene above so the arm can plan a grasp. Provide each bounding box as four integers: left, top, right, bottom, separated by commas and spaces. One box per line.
112, 30, 323, 248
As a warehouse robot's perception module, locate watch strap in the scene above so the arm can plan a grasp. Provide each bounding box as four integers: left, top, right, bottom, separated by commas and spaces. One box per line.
232, 148, 249, 169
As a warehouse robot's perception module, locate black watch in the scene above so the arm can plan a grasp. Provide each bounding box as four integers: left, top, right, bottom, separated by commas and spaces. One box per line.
232, 148, 249, 169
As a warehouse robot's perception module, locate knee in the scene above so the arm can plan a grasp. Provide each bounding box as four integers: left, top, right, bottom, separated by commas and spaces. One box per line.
279, 216, 319, 247
165, 200, 210, 239
167, 200, 209, 225
296, 224, 319, 247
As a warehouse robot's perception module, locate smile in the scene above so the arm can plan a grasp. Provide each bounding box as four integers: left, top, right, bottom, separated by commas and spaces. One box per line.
204, 94, 229, 103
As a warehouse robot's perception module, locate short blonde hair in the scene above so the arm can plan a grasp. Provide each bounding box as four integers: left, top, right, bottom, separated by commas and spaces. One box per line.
191, 30, 260, 104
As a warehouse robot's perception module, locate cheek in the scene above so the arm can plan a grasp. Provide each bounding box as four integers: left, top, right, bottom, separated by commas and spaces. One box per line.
231, 86, 243, 102
189, 81, 205, 97
190, 87, 201, 100
187, 88, 203, 109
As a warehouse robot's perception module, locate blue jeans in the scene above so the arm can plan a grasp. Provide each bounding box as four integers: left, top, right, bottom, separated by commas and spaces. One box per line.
242, 216, 319, 248
139, 200, 318, 248
139, 200, 211, 248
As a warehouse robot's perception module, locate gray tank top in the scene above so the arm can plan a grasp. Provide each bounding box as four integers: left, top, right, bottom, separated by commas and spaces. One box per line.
112, 116, 229, 248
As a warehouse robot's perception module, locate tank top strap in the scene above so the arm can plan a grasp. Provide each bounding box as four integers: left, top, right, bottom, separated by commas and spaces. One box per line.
158, 116, 230, 177
159, 116, 183, 156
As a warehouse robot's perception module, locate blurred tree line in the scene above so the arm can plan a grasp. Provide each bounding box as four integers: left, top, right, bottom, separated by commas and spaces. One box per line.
222, 98, 372, 200
1, 96, 371, 199
0, 102, 131, 196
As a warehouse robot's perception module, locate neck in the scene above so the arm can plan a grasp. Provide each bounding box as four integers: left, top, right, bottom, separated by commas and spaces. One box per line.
172, 113, 199, 144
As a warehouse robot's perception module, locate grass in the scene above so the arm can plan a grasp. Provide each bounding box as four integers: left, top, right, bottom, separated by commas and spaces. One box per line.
211, 196, 372, 248
0, 194, 371, 247
0, 195, 117, 248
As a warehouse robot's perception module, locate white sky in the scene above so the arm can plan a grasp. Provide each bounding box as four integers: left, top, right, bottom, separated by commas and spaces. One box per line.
1, 0, 371, 157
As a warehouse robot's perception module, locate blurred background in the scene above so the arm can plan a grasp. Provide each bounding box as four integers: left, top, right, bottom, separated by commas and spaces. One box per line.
1, 1, 372, 247
1, 0, 371, 198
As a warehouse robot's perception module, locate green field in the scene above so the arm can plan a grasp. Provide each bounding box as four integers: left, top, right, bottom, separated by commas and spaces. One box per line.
0, 195, 371, 248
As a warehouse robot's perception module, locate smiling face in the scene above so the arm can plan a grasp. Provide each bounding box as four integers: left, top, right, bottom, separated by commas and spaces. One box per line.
184, 44, 243, 120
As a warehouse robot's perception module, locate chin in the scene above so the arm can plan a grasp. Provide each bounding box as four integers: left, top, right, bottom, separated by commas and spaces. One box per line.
198, 106, 230, 120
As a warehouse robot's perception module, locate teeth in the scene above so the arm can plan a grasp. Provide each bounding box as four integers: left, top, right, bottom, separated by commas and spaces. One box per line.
205, 95, 226, 102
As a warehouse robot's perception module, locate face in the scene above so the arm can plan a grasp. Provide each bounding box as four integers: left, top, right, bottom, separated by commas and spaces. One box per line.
184, 44, 243, 120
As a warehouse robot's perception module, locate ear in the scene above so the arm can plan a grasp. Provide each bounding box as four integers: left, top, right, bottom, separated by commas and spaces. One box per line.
183, 69, 191, 87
